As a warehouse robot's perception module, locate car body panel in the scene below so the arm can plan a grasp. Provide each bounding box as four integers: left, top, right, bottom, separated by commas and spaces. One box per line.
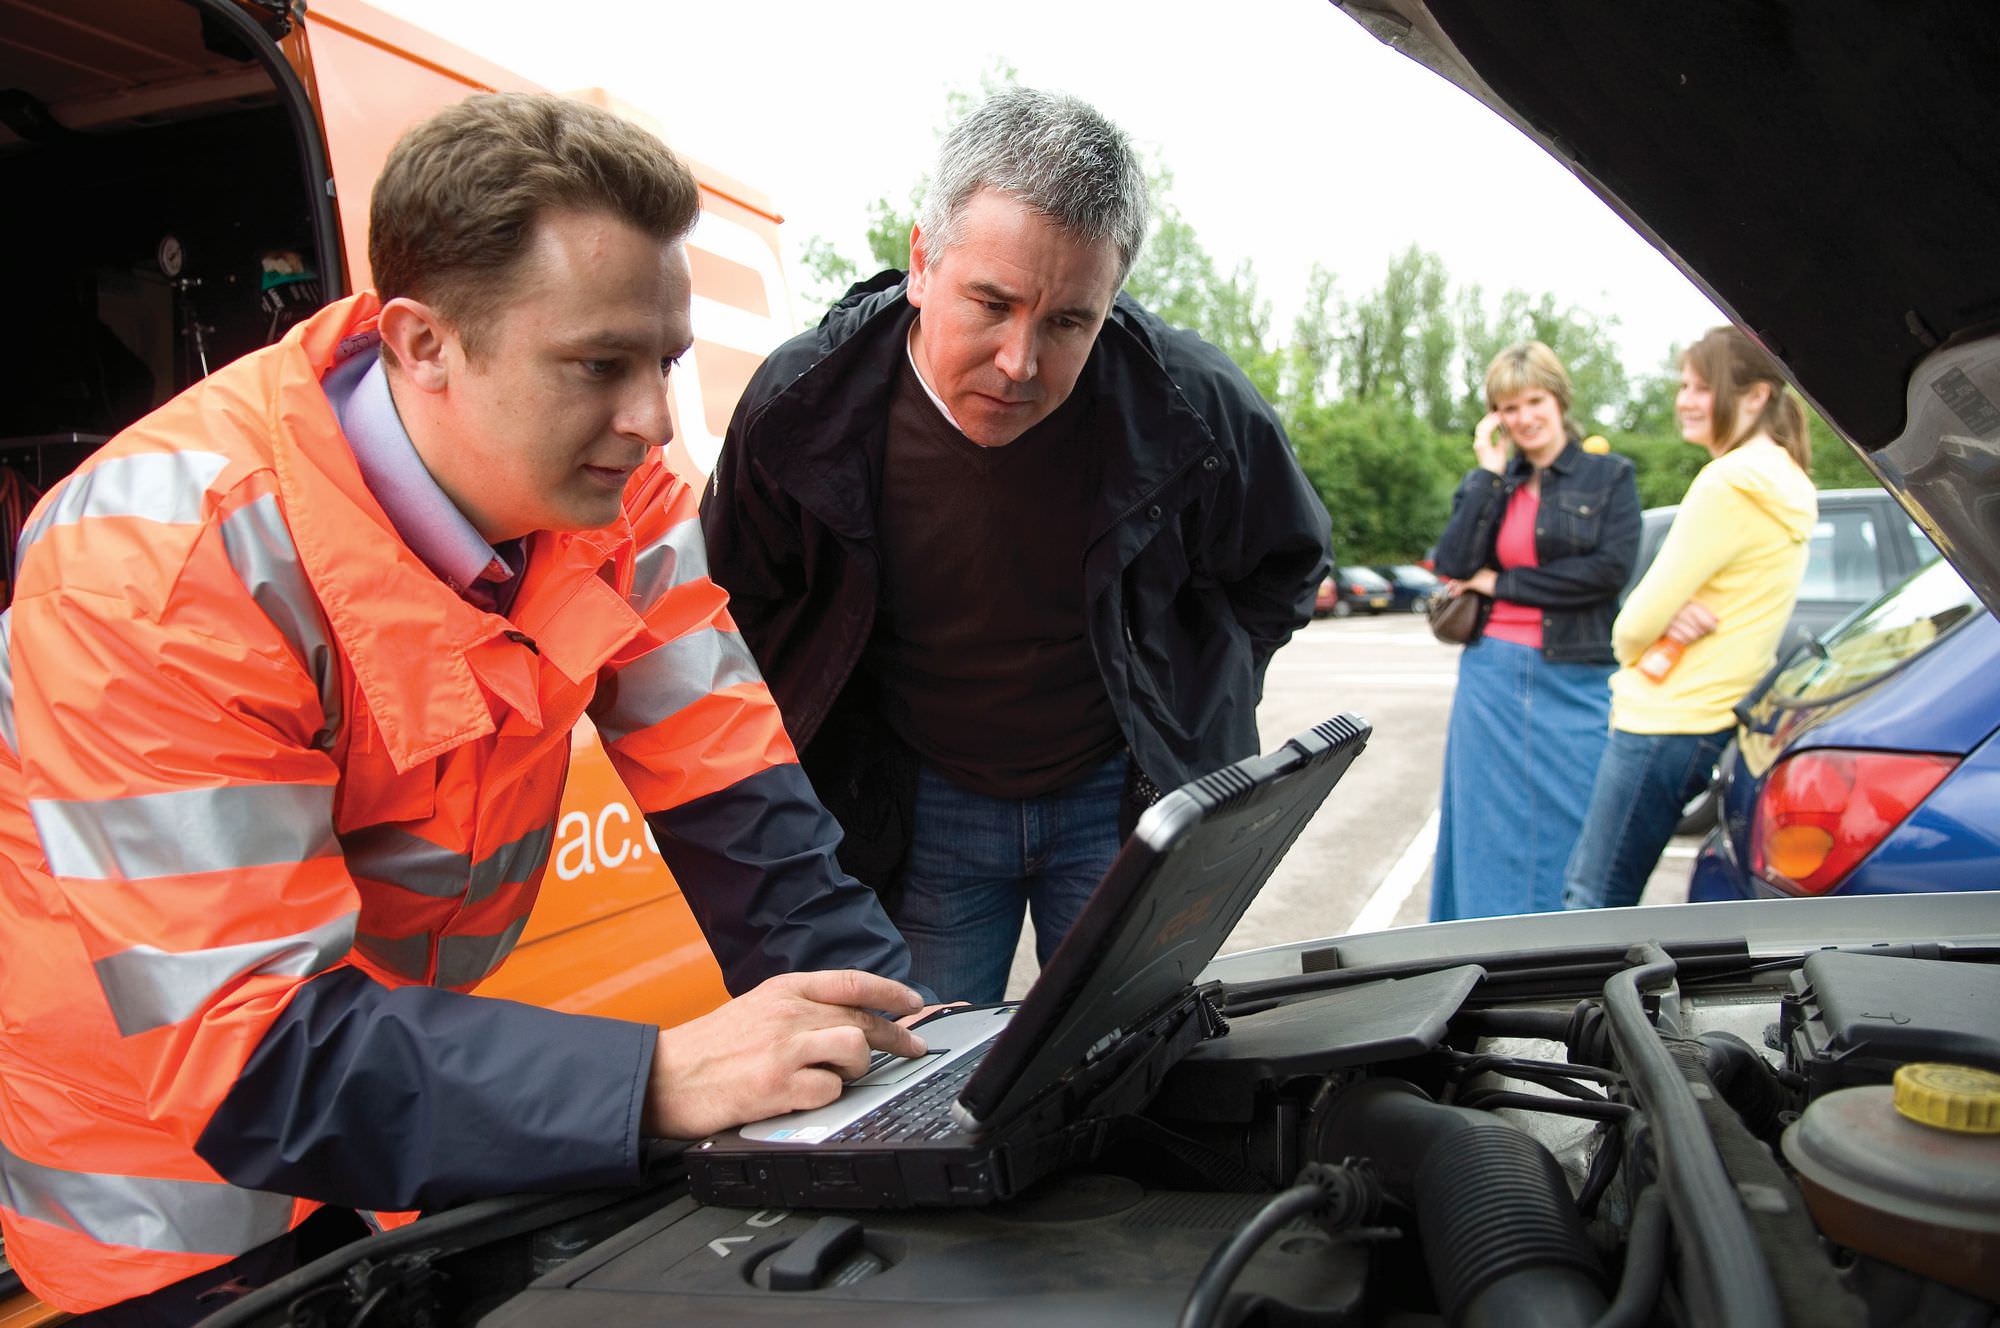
1696, 731, 2000, 902
1691, 569, 2000, 900
1372, 564, 1438, 613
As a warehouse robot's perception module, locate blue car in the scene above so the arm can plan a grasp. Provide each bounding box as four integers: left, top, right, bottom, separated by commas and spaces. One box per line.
1692, 558, 2000, 900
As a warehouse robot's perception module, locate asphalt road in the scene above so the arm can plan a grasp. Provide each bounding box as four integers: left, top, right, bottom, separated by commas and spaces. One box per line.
1005, 613, 1698, 996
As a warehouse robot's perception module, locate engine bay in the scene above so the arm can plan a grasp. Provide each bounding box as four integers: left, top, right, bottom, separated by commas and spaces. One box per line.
199, 936, 2000, 1328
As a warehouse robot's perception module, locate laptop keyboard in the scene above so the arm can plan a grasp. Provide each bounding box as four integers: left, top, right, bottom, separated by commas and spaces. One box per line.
827, 1055, 980, 1143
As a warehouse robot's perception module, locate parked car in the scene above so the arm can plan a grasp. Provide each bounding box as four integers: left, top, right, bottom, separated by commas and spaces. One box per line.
1315, 565, 1394, 617
1628, 488, 1943, 661
1689, 557, 2000, 901
1372, 563, 1440, 614
46, 5, 2000, 1328
1629, 489, 1945, 833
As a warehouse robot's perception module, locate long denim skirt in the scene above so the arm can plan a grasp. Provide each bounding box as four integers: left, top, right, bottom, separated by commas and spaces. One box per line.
1430, 636, 1614, 921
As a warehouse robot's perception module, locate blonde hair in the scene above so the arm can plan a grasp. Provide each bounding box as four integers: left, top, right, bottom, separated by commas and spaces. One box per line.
1484, 340, 1574, 424
1682, 326, 1811, 473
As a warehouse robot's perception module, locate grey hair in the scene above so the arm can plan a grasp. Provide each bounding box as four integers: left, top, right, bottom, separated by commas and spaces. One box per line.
917, 87, 1150, 282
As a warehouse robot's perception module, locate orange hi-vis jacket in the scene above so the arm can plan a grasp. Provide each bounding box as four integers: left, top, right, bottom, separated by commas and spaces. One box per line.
0, 294, 912, 1312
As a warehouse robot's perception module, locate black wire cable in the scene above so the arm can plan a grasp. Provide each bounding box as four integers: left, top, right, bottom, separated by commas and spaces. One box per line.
1575, 1121, 1624, 1220
1453, 1089, 1633, 1122
1447, 1063, 1614, 1104
1175, 1183, 1322, 1328
1176, 1164, 1380, 1328
1592, 1188, 1668, 1328
1442, 1050, 1624, 1085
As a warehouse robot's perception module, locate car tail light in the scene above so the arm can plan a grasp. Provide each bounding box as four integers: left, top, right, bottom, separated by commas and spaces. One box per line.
1750, 749, 1957, 894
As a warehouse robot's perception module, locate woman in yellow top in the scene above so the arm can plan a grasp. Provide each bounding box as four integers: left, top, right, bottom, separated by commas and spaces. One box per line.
1562, 326, 1818, 910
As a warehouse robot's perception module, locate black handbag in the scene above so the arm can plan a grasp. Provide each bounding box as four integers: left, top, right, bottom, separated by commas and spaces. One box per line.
1428, 589, 1488, 645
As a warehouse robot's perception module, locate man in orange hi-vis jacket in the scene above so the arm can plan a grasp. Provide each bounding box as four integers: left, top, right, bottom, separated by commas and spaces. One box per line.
0, 94, 927, 1321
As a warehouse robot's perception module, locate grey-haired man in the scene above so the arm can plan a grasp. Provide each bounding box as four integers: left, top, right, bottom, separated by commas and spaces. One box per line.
701, 89, 1331, 1002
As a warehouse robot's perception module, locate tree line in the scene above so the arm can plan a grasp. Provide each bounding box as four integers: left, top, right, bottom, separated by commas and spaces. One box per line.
797, 82, 1876, 565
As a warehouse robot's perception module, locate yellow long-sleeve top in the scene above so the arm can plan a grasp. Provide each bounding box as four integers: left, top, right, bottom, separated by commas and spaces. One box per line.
1610, 438, 1818, 733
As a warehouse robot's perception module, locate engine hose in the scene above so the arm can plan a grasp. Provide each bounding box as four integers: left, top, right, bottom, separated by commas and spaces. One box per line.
1696, 1031, 1788, 1139
1315, 1077, 1607, 1328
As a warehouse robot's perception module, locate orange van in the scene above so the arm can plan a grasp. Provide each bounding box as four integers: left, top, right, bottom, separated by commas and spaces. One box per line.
0, 0, 781, 1171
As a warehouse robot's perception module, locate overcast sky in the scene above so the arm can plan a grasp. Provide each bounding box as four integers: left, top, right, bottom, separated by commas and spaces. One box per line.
375, 0, 1725, 380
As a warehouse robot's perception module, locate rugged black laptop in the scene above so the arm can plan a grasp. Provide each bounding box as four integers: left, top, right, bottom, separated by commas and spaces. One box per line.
687, 714, 1370, 1210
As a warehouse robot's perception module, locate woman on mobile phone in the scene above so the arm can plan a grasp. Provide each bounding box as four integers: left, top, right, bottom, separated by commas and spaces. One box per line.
1429, 341, 1641, 921
1562, 327, 1816, 910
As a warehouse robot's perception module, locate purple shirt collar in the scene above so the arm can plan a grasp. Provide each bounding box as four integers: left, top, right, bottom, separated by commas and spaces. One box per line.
322, 342, 520, 607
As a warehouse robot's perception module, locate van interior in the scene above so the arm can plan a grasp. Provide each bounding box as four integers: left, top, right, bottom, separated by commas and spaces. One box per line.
0, 0, 328, 594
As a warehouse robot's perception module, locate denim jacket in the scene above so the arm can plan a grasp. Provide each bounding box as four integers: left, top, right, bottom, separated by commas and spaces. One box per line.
1433, 440, 1641, 663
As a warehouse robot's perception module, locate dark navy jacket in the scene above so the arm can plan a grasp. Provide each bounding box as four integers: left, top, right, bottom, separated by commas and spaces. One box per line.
1433, 441, 1641, 664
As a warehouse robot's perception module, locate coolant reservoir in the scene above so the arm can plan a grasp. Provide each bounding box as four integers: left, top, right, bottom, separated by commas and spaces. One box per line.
1782, 1063, 2000, 1300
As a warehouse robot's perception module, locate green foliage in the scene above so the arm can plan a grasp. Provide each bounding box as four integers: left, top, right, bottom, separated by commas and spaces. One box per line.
794, 236, 861, 318
1338, 245, 1456, 431
1289, 396, 1462, 563
863, 191, 917, 273
1606, 431, 1706, 509
1122, 174, 1281, 399
1805, 407, 1881, 490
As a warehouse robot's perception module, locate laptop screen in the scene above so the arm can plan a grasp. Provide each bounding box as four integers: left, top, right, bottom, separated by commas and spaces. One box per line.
955, 715, 1370, 1128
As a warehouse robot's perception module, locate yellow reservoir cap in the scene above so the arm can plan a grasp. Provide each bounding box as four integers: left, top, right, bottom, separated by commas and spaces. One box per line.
1893, 1063, 2000, 1134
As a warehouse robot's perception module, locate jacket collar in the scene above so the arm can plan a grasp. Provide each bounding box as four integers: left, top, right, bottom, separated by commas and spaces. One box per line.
753, 272, 1214, 542
1507, 437, 1585, 484
266, 294, 641, 771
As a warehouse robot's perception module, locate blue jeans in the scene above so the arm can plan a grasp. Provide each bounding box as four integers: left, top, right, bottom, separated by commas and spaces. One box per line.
890, 753, 1126, 1003
1562, 727, 1732, 911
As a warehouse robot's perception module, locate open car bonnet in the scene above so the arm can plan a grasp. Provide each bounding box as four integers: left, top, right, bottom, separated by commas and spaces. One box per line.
1338, 1, 2000, 615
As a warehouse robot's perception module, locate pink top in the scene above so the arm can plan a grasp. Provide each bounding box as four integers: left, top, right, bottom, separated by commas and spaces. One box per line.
1483, 483, 1544, 649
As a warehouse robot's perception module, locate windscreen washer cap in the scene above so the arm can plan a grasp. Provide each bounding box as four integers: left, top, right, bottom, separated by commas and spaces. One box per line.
1895, 1062, 2000, 1134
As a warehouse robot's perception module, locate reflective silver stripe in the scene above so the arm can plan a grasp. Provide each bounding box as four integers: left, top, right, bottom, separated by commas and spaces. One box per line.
0, 609, 14, 755
473, 822, 556, 903
356, 930, 433, 981
435, 915, 531, 990
340, 826, 469, 898
591, 629, 763, 744
219, 494, 341, 742
628, 516, 709, 615
93, 911, 357, 1037
340, 822, 555, 904
0, 1134, 295, 1257
31, 783, 338, 882
16, 451, 230, 557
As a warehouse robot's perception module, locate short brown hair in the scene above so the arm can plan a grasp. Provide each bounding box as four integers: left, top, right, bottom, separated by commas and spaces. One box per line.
1682, 326, 1811, 472
369, 93, 699, 356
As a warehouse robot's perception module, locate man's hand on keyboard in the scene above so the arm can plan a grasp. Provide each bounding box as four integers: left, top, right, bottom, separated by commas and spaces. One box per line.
898, 1001, 969, 1029
644, 970, 929, 1139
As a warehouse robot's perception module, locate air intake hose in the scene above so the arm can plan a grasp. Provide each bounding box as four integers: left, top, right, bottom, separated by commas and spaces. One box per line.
1315, 1078, 1607, 1328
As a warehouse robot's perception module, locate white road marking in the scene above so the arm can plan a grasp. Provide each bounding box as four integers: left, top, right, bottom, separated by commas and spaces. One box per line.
1288, 629, 1441, 647
1660, 844, 1699, 859
1348, 806, 1441, 935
